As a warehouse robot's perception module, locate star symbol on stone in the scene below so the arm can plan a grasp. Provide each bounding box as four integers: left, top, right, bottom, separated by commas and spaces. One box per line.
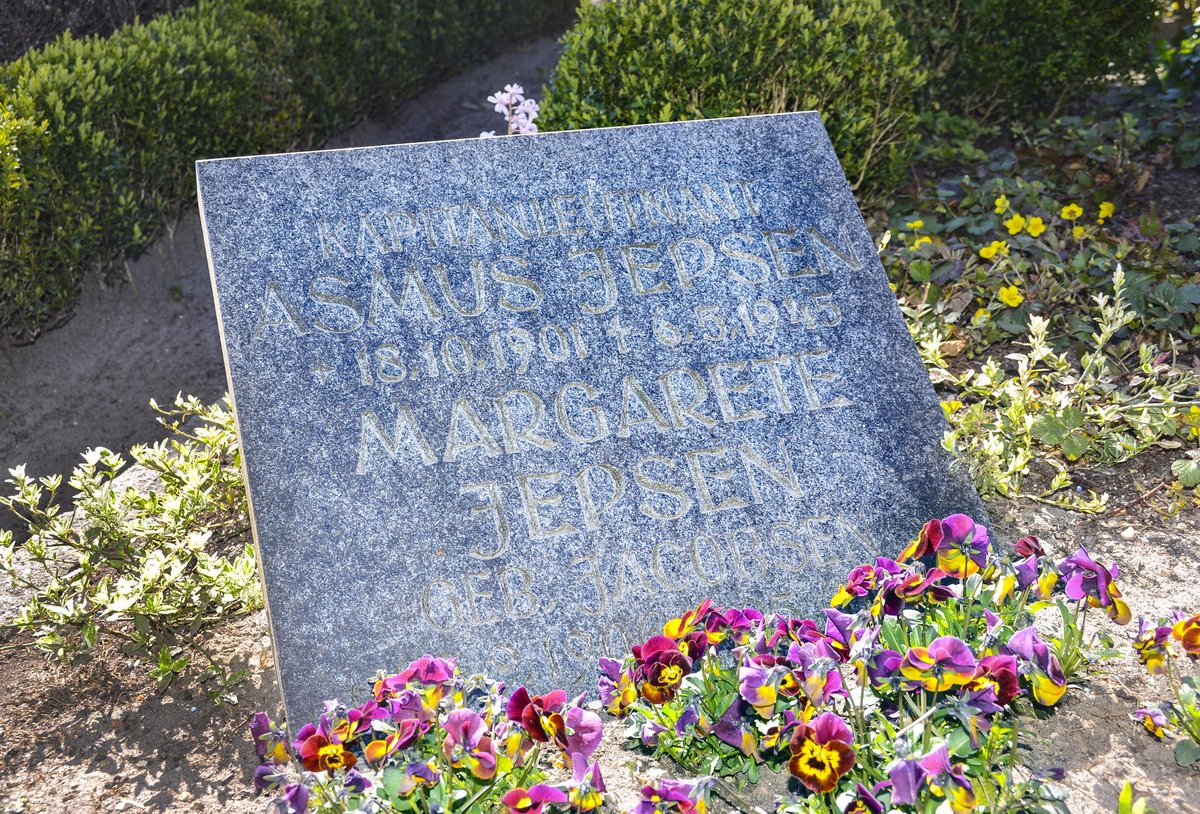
310, 356, 334, 383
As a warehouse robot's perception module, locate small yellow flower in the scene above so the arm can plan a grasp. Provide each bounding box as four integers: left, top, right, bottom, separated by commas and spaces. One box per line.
1061, 203, 1083, 221
912, 235, 932, 248
1072, 225, 1086, 240
1188, 405, 1200, 439
998, 284, 1024, 308
1004, 213, 1026, 235
974, 307, 989, 322
1026, 216, 1046, 237
888, 282, 898, 292
979, 240, 1009, 260
906, 219, 925, 230
1099, 201, 1115, 220
941, 400, 963, 418
994, 195, 1010, 214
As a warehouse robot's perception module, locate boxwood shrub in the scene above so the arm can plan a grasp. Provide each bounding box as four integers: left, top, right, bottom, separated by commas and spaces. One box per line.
886, 0, 1160, 120
0, 0, 576, 341
539, 0, 925, 203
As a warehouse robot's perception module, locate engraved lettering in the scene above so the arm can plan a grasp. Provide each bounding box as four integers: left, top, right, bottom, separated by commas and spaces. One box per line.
461, 481, 510, 559
516, 470, 577, 540
685, 446, 749, 515
357, 407, 438, 474
635, 455, 692, 521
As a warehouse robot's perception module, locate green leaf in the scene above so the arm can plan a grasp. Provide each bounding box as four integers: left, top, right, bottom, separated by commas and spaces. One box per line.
1176, 738, 1200, 767
1172, 456, 1200, 488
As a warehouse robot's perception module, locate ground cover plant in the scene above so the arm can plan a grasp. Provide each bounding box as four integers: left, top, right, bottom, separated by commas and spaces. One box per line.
0, 395, 260, 699
875, 69, 1200, 510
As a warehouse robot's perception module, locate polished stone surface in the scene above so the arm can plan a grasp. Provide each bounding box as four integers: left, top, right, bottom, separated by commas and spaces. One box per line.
197, 113, 983, 723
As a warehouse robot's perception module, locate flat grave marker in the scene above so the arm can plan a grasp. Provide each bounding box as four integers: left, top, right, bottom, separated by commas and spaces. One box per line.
196, 112, 984, 723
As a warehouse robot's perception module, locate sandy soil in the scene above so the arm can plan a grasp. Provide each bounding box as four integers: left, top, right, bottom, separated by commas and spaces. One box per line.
0, 34, 565, 483
1, 32, 1199, 814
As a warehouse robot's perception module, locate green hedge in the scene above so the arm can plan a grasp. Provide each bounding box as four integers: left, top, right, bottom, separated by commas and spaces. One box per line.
0, 0, 576, 341
539, 0, 925, 203
886, 0, 1160, 119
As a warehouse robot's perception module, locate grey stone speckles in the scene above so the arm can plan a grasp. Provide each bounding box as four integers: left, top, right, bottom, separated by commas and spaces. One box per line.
196, 112, 984, 724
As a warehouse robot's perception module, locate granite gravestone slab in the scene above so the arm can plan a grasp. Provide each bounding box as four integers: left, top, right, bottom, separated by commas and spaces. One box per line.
197, 112, 983, 723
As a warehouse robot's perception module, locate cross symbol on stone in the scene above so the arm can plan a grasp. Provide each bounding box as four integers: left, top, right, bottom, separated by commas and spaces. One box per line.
605, 314, 634, 354
310, 356, 334, 384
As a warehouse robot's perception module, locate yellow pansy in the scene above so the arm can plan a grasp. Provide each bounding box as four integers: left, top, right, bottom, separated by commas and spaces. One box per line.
979, 240, 1009, 260
994, 195, 1010, 214
974, 307, 989, 322
1027, 216, 1046, 237
998, 284, 1024, 308
1188, 405, 1200, 438
1004, 213, 1026, 235
1060, 203, 1083, 220
1099, 201, 1115, 220
1072, 225, 1086, 240
913, 235, 932, 248
906, 219, 925, 230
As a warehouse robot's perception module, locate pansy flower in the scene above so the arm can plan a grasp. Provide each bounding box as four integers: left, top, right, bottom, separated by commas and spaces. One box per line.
1059, 547, 1131, 625
919, 745, 976, 814
789, 639, 847, 706
1014, 535, 1043, 557
507, 687, 568, 743
897, 518, 944, 563
562, 704, 604, 767
760, 708, 800, 751
253, 764, 286, 791
502, 784, 568, 814
1014, 554, 1058, 600
630, 778, 711, 814
442, 708, 498, 779
713, 697, 758, 756
363, 718, 423, 765
717, 607, 763, 646
935, 514, 990, 579
391, 761, 440, 796
296, 728, 357, 774
1134, 617, 1173, 675
332, 699, 388, 743
863, 647, 903, 691
738, 654, 788, 717
342, 769, 370, 795
876, 568, 956, 616
276, 783, 309, 814
845, 782, 885, 814
633, 636, 693, 704
570, 761, 606, 811
1172, 612, 1200, 656
1133, 706, 1174, 740
598, 657, 638, 717
1006, 626, 1067, 706
831, 558, 901, 607
887, 755, 926, 805
788, 711, 856, 794
249, 711, 290, 765
969, 654, 1021, 706
900, 636, 977, 692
